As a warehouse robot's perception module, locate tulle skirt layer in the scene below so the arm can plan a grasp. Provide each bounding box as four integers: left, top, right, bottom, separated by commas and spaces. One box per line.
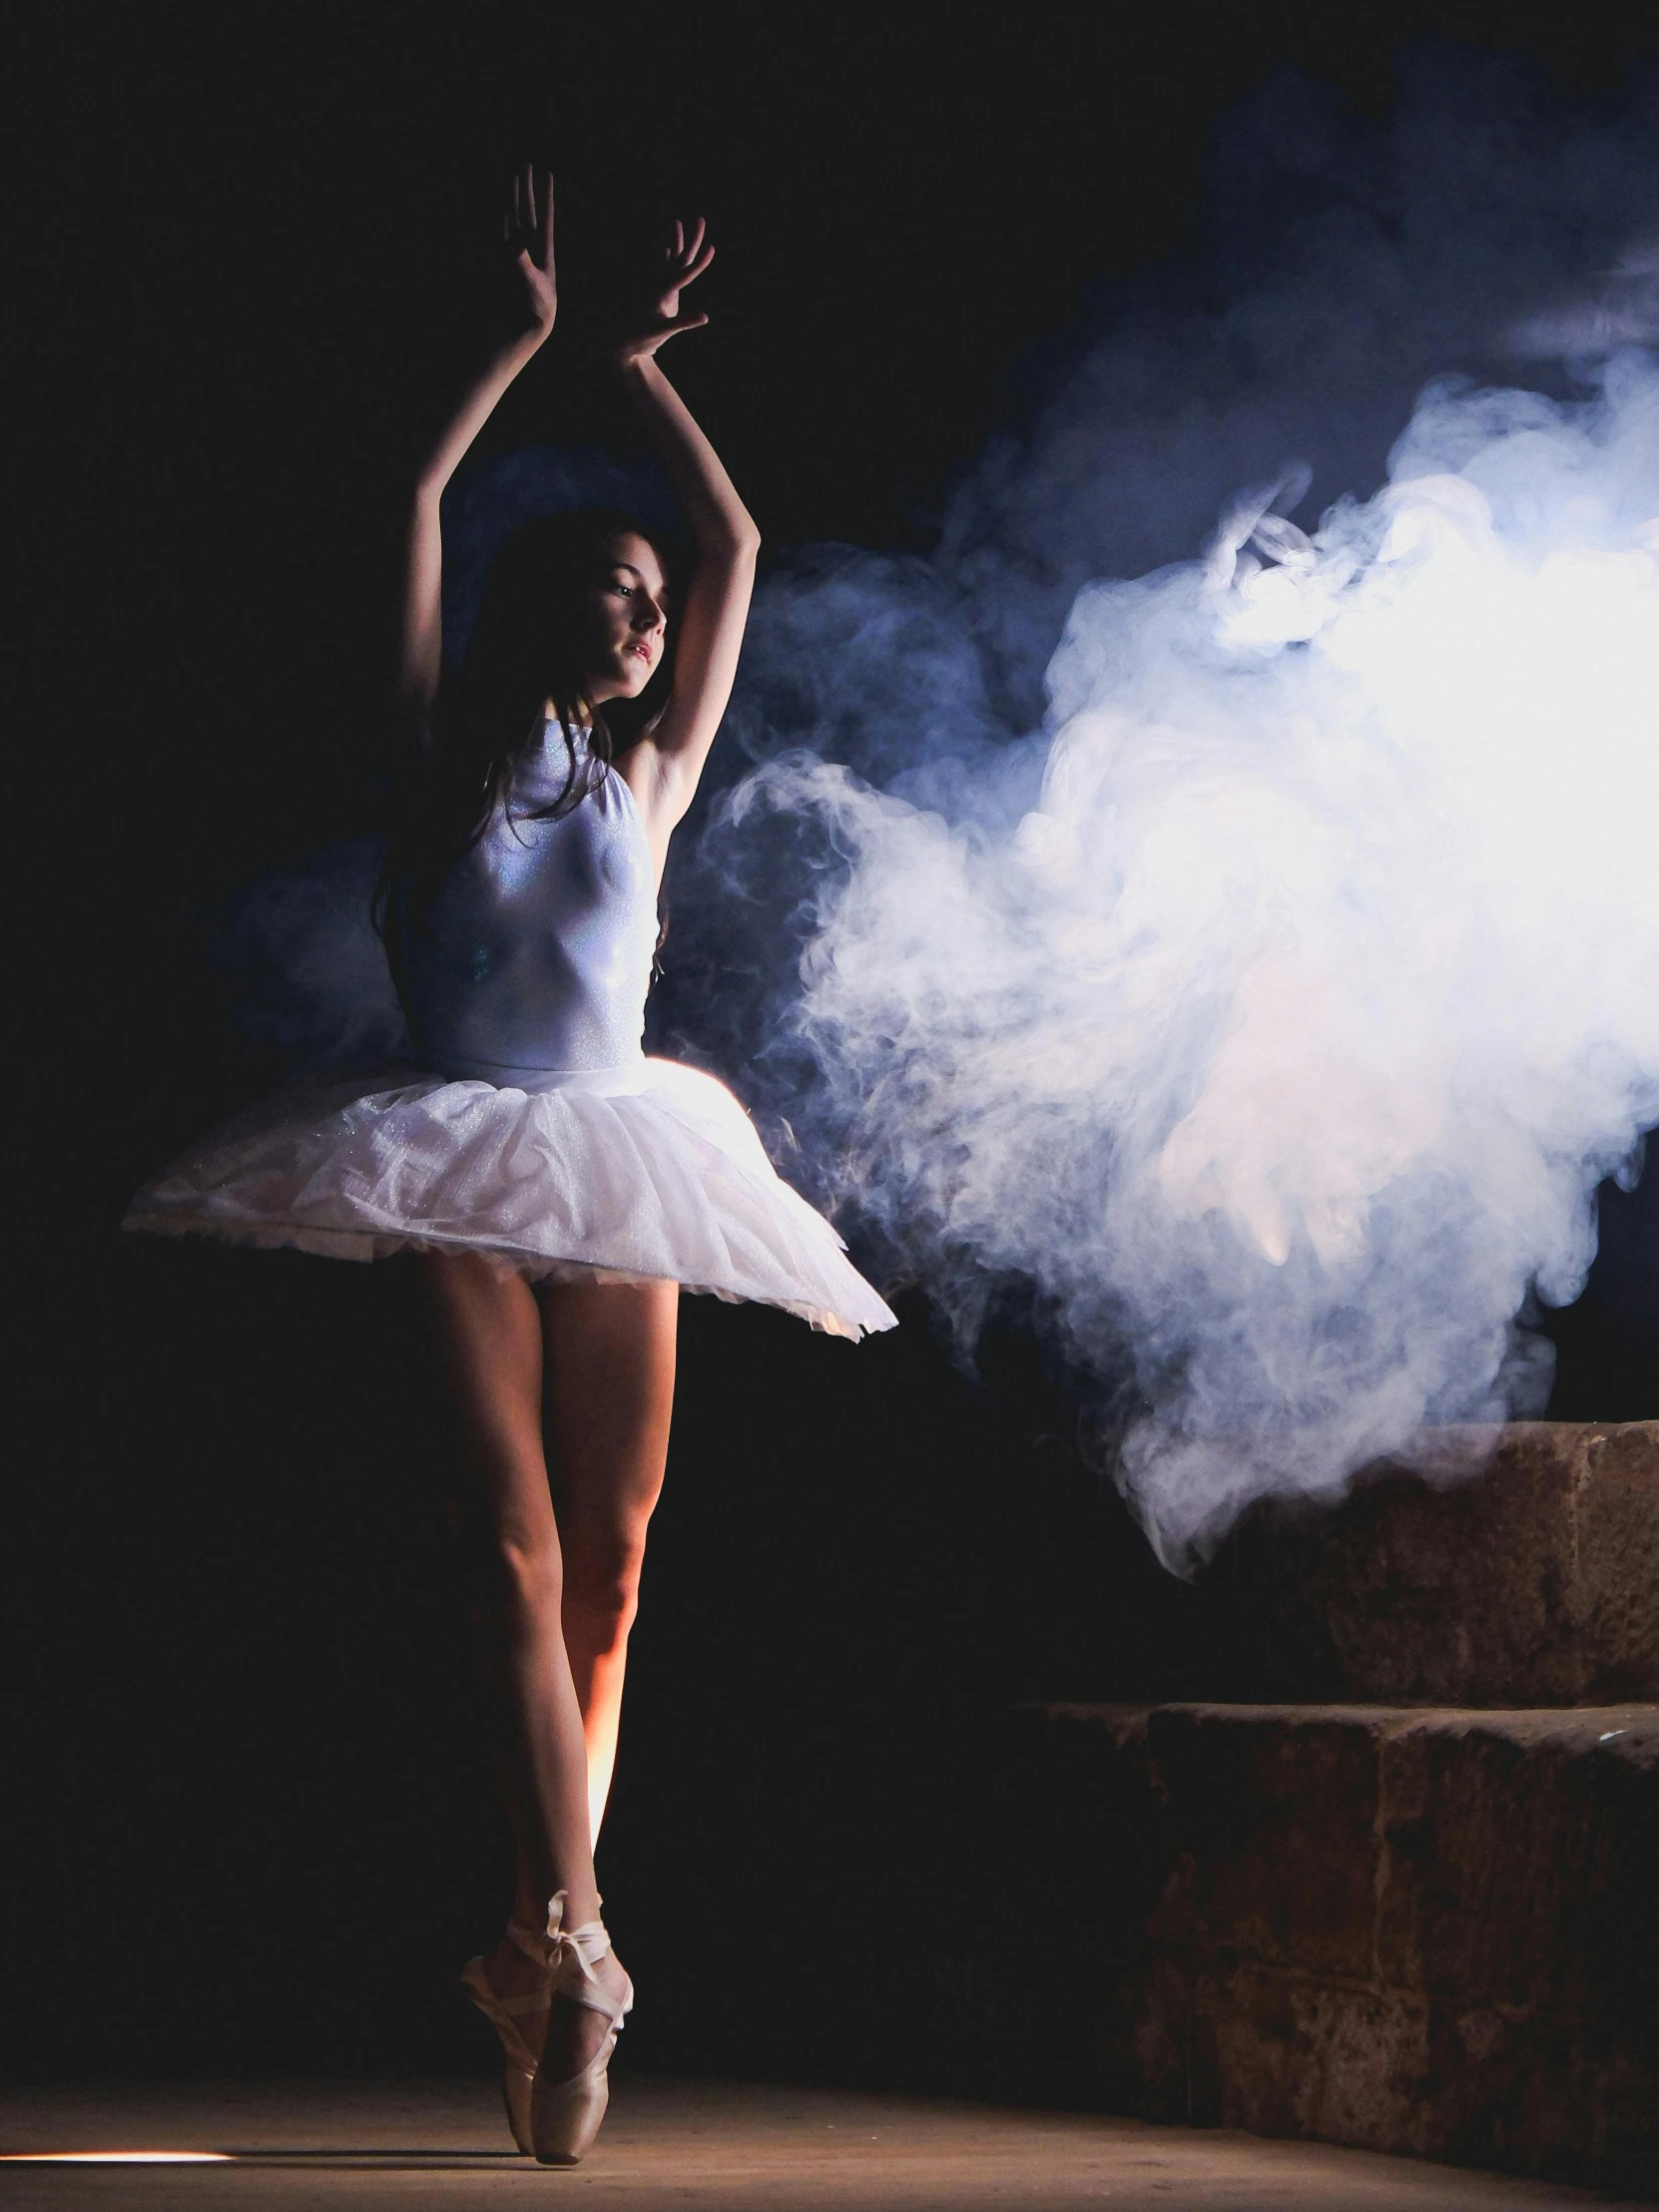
123, 1059, 897, 1342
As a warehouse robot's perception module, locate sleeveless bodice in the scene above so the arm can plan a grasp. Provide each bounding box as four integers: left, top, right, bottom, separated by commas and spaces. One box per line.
402, 727, 659, 1089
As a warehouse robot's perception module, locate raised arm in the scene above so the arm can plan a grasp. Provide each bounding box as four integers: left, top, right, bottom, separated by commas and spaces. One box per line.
611, 222, 761, 846
399, 166, 558, 719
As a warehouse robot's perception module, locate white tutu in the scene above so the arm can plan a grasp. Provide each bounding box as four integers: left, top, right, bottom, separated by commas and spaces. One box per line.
124, 1058, 897, 1342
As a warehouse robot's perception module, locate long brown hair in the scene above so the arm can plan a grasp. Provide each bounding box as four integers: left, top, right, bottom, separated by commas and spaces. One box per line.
378, 507, 672, 983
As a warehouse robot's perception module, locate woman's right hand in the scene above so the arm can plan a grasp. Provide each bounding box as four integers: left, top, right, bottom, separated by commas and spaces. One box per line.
612, 218, 716, 368
507, 163, 557, 337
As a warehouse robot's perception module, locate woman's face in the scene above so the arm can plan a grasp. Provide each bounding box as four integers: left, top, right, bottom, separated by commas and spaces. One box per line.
577, 532, 669, 704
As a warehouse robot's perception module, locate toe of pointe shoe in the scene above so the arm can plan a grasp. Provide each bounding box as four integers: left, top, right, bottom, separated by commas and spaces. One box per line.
530, 2065, 610, 2166
502, 2067, 534, 2159
457, 1956, 540, 2156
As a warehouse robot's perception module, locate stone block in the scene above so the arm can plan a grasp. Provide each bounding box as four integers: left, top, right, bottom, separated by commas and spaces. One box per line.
1215, 1421, 1659, 1706
1187, 1961, 1434, 2155
1146, 1706, 1384, 1980
996, 1700, 1659, 2195
1375, 1708, 1659, 2022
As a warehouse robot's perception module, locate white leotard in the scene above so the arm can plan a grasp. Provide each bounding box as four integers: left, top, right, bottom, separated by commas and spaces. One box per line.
401, 726, 659, 1091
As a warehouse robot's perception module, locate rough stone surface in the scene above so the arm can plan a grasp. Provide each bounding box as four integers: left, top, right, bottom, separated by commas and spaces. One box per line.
972, 1700, 1659, 2196
1214, 1422, 1659, 1706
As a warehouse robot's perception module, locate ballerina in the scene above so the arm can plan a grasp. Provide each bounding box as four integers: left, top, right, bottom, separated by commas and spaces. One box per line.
125, 167, 895, 2164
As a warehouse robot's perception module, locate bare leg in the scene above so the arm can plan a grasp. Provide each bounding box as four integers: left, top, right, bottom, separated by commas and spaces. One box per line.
421, 1252, 627, 2080
542, 1278, 679, 1845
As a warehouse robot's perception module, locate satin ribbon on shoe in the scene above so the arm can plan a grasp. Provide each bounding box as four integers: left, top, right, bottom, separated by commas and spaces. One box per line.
510, 1889, 614, 1999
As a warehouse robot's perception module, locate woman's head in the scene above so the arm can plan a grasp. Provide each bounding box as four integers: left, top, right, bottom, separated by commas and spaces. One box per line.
457, 506, 674, 736
576, 527, 671, 707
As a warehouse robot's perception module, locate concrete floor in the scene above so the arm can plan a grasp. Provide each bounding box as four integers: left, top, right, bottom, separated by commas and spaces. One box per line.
0, 2076, 1643, 2209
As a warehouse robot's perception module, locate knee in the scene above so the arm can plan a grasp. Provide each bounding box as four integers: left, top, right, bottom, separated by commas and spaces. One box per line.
564, 1534, 646, 1651
489, 1526, 565, 1619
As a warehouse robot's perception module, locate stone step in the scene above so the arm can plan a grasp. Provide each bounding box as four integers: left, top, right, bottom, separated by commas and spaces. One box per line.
1209, 1422, 1659, 1706
966, 1700, 1659, 2196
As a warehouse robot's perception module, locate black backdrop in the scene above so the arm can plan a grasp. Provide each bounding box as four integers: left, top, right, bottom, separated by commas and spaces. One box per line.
8, 0, 1659, 2086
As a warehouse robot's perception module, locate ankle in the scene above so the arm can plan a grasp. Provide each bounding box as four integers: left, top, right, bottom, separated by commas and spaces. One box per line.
506, 1890, 609, 1974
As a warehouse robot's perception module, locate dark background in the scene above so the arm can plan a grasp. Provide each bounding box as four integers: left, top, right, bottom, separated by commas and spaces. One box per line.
8, 0, 1659, 2088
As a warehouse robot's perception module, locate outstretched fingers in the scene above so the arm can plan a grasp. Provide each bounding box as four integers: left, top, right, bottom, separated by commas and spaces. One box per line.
507, 164, 554, 265
666, 217, 715, 290
502, 162, 558, 331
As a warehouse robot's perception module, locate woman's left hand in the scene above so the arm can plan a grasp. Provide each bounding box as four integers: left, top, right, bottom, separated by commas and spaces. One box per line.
613, 219, 716, 368
507, 164, 558, 336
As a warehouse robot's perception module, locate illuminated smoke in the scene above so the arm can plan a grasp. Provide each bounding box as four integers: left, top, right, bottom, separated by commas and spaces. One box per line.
669, 58, 1659, 1562
716, 357, 1659, 1560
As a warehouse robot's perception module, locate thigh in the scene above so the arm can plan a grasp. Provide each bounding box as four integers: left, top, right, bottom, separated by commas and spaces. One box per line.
539, 1277, 679, 1546
421, 1250, 554, 1549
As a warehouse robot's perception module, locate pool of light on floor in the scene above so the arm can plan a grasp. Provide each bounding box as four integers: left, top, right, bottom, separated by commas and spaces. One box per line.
1, 2151, 235, 2163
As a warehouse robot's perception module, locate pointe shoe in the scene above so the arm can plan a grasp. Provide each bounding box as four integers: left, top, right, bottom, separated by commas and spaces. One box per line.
527, 1891, 633, 2167
460, 1919, 563, 2154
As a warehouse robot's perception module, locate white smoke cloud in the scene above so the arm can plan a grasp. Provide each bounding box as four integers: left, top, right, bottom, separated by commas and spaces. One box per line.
675, 55, 1659, 1564
724, 354, 1659, 1561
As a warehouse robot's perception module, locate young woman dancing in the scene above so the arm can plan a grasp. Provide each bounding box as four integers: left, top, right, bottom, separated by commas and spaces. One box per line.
125, 170, 895, 2165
